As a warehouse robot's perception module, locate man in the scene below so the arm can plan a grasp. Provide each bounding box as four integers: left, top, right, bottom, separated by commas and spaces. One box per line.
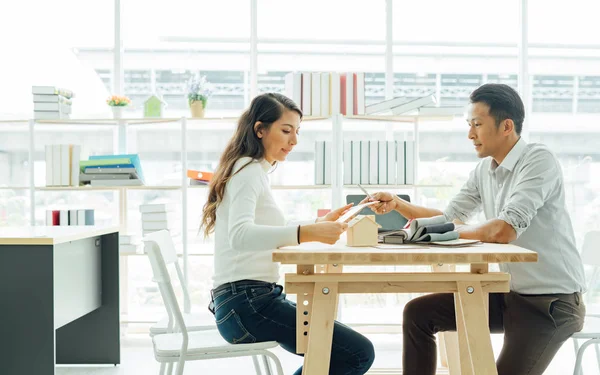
368, 83, 586, 375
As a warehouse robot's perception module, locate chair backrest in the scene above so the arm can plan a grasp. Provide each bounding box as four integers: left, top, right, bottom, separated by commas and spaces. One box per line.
143, 232, 188, 336
581, 231, 600, 267
581, 230, 600, 304
144, 230, 191, 312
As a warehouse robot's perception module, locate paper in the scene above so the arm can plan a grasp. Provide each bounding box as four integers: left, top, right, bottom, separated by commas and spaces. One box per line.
336, 201, 379, 223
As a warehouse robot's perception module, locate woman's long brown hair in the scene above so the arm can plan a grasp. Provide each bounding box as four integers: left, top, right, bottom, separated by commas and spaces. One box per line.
200, 93, 302, 237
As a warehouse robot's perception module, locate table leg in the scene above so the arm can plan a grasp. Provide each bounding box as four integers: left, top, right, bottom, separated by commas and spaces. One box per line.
302, 282, 339, 375
326, 264, 343, 319
432, 264, 461, 374
455, 292, 474, 375
296, 265, 314, 354
456, 281, 497, 375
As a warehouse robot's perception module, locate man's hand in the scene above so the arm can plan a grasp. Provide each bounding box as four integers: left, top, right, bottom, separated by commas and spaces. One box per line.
317, 203, 354, 223
360, 192, 397, 215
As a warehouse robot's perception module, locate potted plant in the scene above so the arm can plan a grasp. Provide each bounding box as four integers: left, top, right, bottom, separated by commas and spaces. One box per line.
186, 73, 212, 118
106, 95, 131, 119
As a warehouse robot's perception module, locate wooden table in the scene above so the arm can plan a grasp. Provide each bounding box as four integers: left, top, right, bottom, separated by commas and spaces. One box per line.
0, 226, 121, 375
273, 241, 537, 375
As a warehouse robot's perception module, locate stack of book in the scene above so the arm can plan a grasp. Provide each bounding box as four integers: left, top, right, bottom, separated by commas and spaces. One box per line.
79, 154, 145, 186
314, 138, 416, 185
140, 203, 179, 236
284, 72, 366, 116
45, 208, 95, 226
33, 86, 75, 120
187, 169, 213, 186
119, 233, 141, 254
45, 144, 81, 187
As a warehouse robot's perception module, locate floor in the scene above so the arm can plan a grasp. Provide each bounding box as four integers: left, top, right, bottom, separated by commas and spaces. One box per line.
55, 333, 600, 375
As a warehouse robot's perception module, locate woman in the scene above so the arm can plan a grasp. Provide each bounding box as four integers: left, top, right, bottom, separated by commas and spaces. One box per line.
200, 93, 375, 375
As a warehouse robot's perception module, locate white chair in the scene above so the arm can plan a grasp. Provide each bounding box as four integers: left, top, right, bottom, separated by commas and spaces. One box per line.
143, 230, 284, 375
573, 230, 600, 375
143, 231, 214, 337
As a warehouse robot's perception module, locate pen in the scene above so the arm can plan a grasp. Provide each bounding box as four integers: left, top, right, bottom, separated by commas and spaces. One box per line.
357, 184, 373, 200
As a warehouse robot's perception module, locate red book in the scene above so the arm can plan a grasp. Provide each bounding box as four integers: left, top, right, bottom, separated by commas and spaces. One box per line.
52, 210, 60, 225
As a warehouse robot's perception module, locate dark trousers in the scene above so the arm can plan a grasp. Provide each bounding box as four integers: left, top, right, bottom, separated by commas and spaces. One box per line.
403, 291, 585, 375
210, 280, 375, 375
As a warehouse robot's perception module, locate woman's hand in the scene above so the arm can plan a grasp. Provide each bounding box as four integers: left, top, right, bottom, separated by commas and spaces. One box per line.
299, 222, 348, 245
360, 192, 397, 215
317, 203, 354, 223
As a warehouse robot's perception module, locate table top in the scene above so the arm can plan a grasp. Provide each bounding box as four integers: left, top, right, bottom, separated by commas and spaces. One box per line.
273, 241, 538, 265
0, 226, 120, 245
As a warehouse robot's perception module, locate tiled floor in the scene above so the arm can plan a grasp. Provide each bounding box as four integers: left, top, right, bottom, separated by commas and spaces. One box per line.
55, 333, 599, 374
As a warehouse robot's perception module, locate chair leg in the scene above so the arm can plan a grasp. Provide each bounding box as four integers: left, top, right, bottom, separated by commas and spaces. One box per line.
262, 351, 285, 375
574, 339, 600, 375
252, 355, 263, 375
595, 343, 600, 373
573, 339, 582, 375
166, 362, 174, 375
262, 355, 273, 375
159, 362, 166, 375
174, 358, 186, 375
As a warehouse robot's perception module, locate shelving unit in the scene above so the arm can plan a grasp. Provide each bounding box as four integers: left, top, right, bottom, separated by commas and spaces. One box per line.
2, 113, 458, 313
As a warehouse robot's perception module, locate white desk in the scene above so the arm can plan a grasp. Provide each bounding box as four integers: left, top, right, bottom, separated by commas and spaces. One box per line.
0, 226, 121, 375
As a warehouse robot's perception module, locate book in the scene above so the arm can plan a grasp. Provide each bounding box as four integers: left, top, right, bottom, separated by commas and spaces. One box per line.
380, 215, 460, 244
390, 94, 437, 116
89, 179, 143, 186
89, 154, 145, 183
33, 94, 73, 104
187, 169, 213, 182
32, 86, 75, 99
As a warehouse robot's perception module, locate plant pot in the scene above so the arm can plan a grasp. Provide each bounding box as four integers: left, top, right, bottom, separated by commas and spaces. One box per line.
111, 106, 124, 119
190, 101, 205, 118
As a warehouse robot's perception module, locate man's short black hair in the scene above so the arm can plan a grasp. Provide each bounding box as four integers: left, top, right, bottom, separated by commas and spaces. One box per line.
470, 83, 525, 135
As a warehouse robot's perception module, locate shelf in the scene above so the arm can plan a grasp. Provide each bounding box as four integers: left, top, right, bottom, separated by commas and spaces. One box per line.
0, 186, 31, 190
35, 185, 183, 191
344, 184, 453, 189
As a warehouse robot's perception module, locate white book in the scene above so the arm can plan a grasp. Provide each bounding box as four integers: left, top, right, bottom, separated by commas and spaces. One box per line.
45, 210, 53, 225
60, 145, 70, 186
378, 140, 387, 185
70, 145, 80, 187
52, 145, 61, 187
320, 72, 330, 117
390, 94, 437, 115
355, 72, 365, 115
387, 141, 396, 185
69, 209, 78, 225
346, 72, 355, 116
34, 111, 70, 120
405, 136, 415, 185
284, 72, 302, 105
142, 221, 175, 231
77, 209, 86, 225
34, 102, 72, 113
45, 145, 53, 186
324, 141, 332, 185
59, 210, 69, 226
330, 72, 341, 115
33, 94, 72, 104
120, 244, 140, 255
351, 141, 361, 184
90, 179, 143, 186
142, 211, 177, 222
119, 233, 140, 245
360, 141, 369, 184
365, 97, 412, 115
302, 73, 312, 116
369, 140, 378, 184
314, 140, 325, 185
32, 86, 74, 98
396, 139, 406, 185
139, 203, 176, 213
311, 72, 321, 117
418, 106, 466, 116
343, 140, 352, 185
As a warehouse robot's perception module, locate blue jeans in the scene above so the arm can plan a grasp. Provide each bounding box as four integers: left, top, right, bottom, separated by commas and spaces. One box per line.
209, 280, 375, 375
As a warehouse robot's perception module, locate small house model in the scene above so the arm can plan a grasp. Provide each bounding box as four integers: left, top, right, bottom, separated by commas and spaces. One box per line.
144, 94, 167, 118
347, 215, 381, 247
